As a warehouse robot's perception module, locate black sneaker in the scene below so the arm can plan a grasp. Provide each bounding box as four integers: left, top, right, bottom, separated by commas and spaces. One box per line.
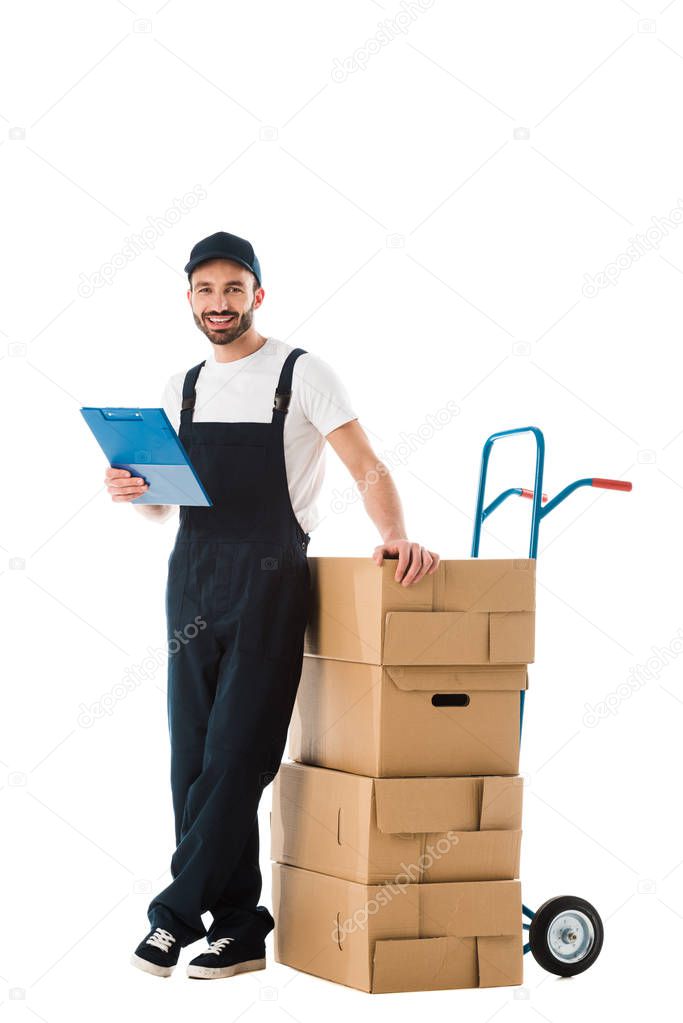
186, 935, 266, 980
130, 926, 181, 977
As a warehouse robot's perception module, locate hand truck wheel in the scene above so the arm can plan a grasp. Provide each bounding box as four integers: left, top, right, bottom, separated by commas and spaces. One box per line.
528, 895, 604, 977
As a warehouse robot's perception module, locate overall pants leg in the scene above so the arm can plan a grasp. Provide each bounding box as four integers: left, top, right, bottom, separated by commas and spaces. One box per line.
146, 348, 312, 946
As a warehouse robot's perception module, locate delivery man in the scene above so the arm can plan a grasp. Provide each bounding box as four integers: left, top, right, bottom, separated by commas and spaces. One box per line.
104, 231, 440, 980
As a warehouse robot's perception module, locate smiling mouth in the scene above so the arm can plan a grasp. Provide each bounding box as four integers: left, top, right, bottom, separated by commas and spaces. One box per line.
206, 315, 236, 326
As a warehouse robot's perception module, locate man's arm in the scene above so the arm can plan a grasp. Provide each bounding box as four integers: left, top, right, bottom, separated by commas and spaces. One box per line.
325, 419, 440, 585
133, 503, 175, 523
325, 420, 407, 543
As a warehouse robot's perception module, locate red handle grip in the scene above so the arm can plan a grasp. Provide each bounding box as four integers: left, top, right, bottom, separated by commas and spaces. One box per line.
520, 488, 549, 502
591, 478, 632, 491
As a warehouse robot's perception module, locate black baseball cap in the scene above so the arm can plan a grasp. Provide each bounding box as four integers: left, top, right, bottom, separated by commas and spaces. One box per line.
184, 231, 262, 287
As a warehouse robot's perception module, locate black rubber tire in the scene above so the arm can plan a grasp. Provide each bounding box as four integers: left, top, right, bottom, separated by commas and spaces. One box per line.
528, 895, 604, 977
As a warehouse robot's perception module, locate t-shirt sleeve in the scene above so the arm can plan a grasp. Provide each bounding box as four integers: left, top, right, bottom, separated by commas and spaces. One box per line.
161, 376, 181, 435
296, 354, 358, 437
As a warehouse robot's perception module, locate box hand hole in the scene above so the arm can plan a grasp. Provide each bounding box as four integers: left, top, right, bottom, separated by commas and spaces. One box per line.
431, 693, 470, 707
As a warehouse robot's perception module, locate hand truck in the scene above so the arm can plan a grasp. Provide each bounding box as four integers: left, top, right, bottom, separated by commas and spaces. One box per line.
471, 426, 632, 977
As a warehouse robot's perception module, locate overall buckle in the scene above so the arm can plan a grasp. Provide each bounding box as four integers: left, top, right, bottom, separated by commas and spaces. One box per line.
273, 390, 291, 413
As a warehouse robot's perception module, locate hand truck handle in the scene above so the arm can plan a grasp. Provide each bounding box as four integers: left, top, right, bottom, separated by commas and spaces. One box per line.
471, 430, 633, 559
541, 476, 633, 516
591, 478, 632, 491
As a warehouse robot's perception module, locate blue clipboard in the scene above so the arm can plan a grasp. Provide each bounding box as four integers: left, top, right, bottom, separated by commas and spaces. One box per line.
81, 406, 212, 506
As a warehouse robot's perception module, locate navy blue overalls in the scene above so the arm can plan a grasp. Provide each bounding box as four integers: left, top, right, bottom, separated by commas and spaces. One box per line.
147, 346, 312, 947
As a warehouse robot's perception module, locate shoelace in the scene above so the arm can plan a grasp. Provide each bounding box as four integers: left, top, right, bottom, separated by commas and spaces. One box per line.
146, 927, 176, 953
206, 936, 236, 956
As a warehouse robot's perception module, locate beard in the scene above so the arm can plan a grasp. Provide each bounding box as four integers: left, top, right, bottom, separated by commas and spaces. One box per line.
193, 303, 254, 346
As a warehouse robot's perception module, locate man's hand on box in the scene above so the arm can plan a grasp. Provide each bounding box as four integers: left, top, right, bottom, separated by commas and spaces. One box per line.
372, 540, 440, 586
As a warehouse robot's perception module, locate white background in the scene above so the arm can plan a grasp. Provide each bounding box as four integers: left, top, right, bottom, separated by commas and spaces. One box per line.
1, 0, 679, 1017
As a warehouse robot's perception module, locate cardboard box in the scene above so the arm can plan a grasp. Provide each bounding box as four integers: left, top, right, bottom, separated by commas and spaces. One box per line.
289, 657, 527, 776
304, 557, 535, 665
290, 557, 532, 776
271, 761, 523, 883
272, 863, 523, 993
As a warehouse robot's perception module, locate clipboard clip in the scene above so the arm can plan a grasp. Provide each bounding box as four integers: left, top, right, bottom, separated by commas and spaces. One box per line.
100, 409, 144, 421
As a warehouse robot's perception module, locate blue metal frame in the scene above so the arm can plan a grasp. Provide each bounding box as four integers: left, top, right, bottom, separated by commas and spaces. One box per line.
471, 427, 546, 559
471, 428, 631, 951
471, 427, 546, 741
522, 902, 535, 952
471, 427, 632, 743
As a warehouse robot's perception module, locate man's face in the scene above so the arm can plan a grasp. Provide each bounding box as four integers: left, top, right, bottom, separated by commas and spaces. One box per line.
187, 258, 263, 346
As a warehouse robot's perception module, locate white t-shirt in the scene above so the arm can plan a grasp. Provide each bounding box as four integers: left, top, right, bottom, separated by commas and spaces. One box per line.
161, 336, 358, 534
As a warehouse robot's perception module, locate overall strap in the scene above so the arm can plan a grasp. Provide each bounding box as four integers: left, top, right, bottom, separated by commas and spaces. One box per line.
180, 361, 206, 424
273, 348, 307, 417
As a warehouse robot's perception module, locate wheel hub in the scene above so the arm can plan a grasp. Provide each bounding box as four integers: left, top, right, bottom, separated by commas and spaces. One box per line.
547, 911, 595, 963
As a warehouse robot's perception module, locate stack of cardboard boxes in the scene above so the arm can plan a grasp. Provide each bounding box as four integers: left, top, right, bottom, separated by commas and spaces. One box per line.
270, 556, 535, 993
